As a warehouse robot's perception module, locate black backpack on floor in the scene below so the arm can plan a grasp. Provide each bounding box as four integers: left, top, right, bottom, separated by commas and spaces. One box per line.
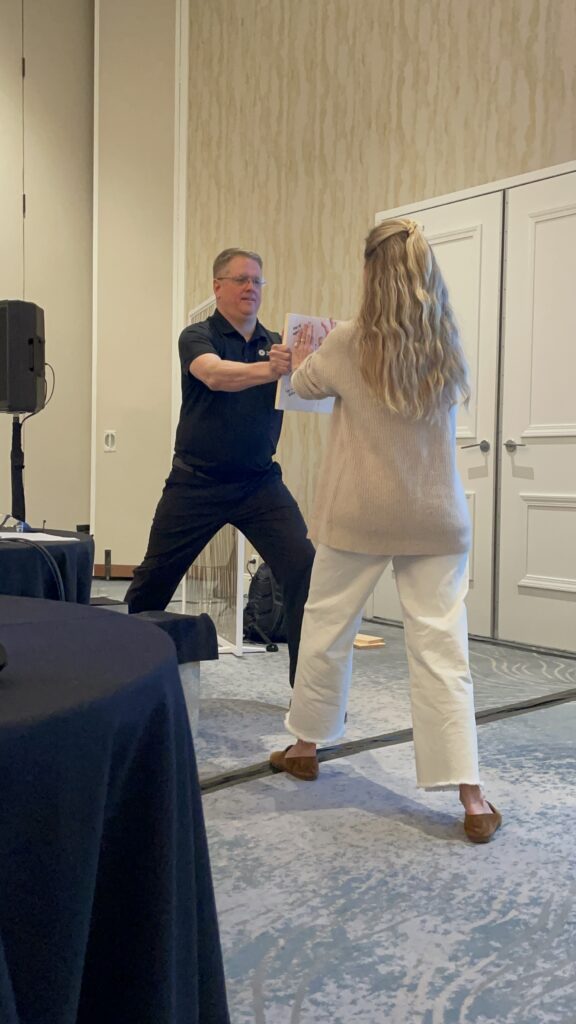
243, 563, 287, 648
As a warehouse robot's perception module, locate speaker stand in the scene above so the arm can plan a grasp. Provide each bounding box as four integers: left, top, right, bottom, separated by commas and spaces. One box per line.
10, 416, 26, 522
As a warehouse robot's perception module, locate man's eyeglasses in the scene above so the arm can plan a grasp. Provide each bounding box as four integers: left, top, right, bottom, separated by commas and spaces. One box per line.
215, 275, 266, 288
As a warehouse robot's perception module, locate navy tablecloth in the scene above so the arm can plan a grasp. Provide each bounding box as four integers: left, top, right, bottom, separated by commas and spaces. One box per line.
134, 609, 219, 663
0, 530, 95, 603
0, 596, 230, 1024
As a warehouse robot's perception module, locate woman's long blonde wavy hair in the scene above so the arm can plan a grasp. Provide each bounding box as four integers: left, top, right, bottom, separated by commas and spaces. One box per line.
357, 219, 470, 418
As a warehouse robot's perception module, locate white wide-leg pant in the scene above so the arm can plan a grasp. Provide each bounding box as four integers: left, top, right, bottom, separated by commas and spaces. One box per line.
285, 546, 480, 789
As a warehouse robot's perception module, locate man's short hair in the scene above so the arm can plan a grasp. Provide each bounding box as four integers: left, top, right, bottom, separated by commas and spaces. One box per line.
213, 248, 263, 278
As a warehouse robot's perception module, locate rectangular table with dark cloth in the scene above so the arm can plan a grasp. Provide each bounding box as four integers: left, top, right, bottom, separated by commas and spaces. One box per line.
0, 529, 95, 603
0, 596, 230, 1024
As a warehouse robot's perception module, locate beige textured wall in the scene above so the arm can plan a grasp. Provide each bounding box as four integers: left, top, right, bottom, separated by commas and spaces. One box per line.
187, 0, 576, 521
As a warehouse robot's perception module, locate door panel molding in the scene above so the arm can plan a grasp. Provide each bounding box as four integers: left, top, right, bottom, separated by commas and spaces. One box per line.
520, 205, 576, 432
522, 425, 576, 437
519, 576, 576, 595
529, 203, 576, 225
517, 494, 576, 597
520, 492, 576, 503
427, 223, 483, 441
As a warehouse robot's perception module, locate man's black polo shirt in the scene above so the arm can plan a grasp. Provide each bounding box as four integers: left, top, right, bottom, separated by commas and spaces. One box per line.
173, 309, 283, 482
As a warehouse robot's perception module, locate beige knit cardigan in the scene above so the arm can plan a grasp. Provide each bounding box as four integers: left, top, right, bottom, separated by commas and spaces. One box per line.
290, 320, 470, 556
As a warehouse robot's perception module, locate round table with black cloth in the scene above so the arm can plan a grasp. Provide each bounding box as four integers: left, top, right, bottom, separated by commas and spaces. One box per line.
0, 529, 95, 603
0, 596, 230, 1024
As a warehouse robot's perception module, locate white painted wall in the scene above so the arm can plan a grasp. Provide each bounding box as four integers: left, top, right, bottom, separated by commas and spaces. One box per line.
92, 0, 183, 568
0, 0, 93, 530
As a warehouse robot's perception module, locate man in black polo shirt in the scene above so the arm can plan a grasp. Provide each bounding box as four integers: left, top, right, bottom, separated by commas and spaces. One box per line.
125, 247, 315, 687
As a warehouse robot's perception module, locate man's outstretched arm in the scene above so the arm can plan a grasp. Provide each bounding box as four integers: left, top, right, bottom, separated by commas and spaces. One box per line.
189, 345, 291, 392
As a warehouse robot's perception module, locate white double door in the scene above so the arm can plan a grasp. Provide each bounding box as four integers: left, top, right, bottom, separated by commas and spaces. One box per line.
371, 171, 576, 653
371, 191, 502, 638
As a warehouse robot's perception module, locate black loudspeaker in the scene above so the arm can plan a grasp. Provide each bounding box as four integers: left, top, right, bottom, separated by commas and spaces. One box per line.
0, 300, 46, 414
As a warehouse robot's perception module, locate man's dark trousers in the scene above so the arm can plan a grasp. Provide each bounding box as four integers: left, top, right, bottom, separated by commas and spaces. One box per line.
125, 464, 315, 686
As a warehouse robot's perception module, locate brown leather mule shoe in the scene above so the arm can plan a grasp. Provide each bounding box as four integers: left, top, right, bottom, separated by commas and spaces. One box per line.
464, 802, 502, 844
269, 745, 319, 781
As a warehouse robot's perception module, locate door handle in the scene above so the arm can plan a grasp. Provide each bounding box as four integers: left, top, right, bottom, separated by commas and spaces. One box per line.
504, 439, 527, 453
460, 440, 491, 453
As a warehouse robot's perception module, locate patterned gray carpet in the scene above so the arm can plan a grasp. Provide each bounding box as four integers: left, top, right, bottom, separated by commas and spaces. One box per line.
203, 702, 576, 1024
94, 589, 576, 1021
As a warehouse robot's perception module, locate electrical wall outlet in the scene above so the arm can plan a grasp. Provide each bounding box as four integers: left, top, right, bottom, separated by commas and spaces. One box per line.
104, 430, 116, 452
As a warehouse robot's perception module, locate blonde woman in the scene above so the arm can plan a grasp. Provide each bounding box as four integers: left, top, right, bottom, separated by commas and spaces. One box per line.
270, 219, 501, 844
